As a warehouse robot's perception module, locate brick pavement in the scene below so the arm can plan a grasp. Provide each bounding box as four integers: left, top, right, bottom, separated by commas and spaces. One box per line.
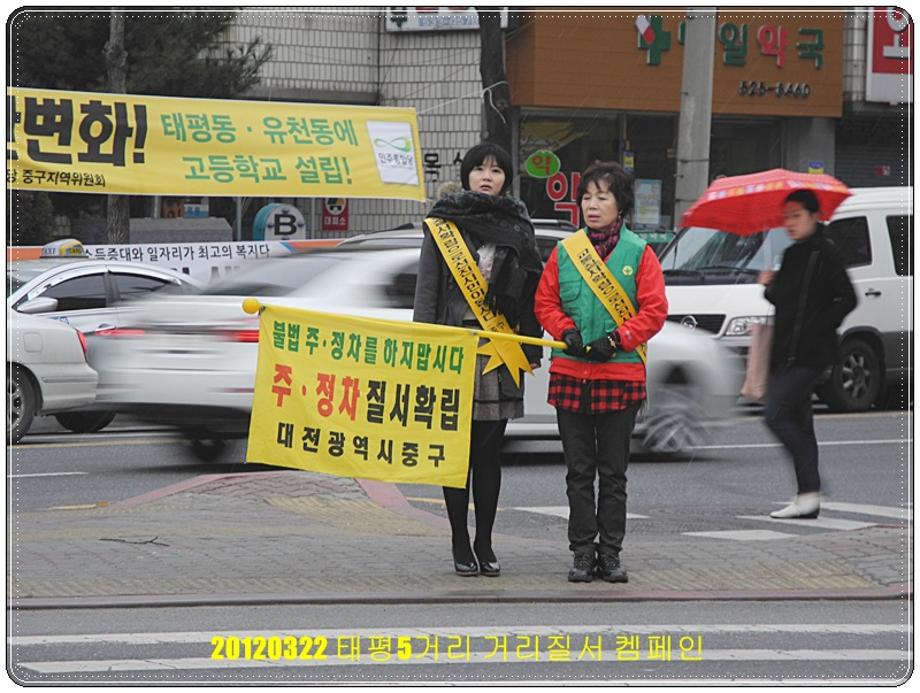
7, 470, 911, 608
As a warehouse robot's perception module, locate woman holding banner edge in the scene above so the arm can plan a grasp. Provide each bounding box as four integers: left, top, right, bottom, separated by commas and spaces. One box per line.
413, 142, 544, 578
534, 161, 667, 584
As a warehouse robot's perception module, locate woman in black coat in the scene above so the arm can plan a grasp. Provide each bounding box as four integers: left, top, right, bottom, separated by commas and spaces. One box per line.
413, 142, 543, 577
758, 189, 857, 519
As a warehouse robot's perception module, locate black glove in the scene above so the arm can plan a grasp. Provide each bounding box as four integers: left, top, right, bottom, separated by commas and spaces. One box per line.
562, 329, 586, 357
585, 333, 617, 362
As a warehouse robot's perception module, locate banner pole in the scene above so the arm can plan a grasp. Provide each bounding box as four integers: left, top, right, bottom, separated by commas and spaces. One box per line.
465, 328, 566, 351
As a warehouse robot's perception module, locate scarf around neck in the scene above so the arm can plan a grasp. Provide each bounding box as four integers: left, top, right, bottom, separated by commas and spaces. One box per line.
426, 190, 543, 327
587, 216, 623, 260
426, 191, 543, 275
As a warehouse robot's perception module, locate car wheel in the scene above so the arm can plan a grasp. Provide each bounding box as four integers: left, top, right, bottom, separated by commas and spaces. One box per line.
8, 366, 36, 444
639, 385, 706, 456
54, 411, 116, 433
818, 338, 882, 412
188, 436, 228, 463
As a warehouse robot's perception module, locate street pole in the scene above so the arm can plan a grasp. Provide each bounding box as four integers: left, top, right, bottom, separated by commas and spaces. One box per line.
674, 7, 716, 226
104, 9, 130, 244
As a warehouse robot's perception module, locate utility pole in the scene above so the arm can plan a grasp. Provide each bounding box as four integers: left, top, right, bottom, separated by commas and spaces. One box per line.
476, 8, 511, 152
674, 8, 716, 225
105, 9, 130, 244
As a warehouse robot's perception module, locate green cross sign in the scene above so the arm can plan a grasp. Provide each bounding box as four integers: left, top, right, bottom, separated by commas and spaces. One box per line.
638, 15, 672, 65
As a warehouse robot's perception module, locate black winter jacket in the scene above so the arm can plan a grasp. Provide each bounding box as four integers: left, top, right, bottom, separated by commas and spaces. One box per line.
413, 230, 544, 367
764, 226, 857, 371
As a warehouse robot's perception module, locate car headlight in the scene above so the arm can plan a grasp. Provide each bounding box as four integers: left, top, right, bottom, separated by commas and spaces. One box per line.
724, 316, 771, 337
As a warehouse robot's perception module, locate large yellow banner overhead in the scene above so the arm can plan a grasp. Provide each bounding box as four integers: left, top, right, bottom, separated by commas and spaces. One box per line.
246, 304, 477, 488
7, 87, 426, 200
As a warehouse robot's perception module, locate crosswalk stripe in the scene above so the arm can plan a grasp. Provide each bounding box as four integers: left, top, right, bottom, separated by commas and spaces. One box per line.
682, 529, 795, 541
10, 624, 909, 647
508, 506, 648, 520
6, 472, 88, 478
692, 438, 910, 450
737, 515, 879, 531
820, 502, 909, 521
17, 648, 908, 673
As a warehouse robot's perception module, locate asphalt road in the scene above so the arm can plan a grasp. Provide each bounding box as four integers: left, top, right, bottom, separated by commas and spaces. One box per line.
9, 411, 911, 524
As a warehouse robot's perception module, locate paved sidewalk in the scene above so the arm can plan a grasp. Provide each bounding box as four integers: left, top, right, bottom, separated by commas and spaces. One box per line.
8, 470, 911, 608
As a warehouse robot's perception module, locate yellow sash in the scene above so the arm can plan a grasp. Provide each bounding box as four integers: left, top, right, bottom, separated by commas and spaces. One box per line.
560, 231, 648, 364
423, 217, 532, 386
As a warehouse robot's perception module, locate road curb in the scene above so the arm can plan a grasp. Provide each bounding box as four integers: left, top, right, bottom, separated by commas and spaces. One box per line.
9, 584, 910, 611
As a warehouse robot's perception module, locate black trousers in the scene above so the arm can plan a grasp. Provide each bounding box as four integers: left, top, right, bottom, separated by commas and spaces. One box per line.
557, 403, 640, 556
765, 364, 823, 494
442, 418, 508, 554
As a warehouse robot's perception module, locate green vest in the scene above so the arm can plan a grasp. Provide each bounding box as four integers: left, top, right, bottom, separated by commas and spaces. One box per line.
551, 227, 647, 364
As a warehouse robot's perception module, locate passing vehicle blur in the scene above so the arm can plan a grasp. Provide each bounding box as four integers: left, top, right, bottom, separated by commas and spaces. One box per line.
91, 242, 741, 461
7, 239, 203, 432
7, 310, 98, 443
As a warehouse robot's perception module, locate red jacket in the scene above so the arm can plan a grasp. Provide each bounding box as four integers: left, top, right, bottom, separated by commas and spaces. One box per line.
534, 243, 668, 382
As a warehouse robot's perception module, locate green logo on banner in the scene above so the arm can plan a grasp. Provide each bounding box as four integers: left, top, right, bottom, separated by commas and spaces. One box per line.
525, 150, 561, 178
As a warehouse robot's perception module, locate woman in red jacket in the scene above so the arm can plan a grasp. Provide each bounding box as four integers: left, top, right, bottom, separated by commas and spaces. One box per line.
534, 161, 667, 584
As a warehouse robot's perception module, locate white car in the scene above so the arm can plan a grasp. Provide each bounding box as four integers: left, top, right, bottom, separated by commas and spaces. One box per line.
8, 240, 203, 432
90, 245, 741, 460
7, 310, 98, 443
659, 187, 913, 411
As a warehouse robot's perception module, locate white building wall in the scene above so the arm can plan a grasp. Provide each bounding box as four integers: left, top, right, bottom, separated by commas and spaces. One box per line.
842, 7, 869, 101
226, 8, 484, 235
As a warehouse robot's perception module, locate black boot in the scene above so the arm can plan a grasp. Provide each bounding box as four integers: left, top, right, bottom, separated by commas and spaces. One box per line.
597, 552, 628, 583
568, 551, 596, 583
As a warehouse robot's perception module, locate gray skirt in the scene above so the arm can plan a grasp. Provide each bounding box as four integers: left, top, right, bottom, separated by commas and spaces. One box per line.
472, 351, 525, 422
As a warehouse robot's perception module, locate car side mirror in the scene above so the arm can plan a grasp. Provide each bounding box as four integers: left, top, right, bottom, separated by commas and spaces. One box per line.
17, 296, 59, 314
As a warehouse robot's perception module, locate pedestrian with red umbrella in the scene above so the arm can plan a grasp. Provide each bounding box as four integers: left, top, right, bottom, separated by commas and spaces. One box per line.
757, 188, 857, 519
683, 169, 858, 519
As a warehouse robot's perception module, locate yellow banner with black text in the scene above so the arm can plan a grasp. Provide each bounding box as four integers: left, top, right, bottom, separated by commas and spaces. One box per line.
246, 304, 477, 488
7, 87, 425, 200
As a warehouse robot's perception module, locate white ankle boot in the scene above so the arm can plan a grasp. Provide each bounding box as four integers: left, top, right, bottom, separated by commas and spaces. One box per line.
770, 492, 821, 519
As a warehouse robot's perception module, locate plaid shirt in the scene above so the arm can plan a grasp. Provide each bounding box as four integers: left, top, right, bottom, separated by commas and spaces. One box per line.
548, 373, 646, 414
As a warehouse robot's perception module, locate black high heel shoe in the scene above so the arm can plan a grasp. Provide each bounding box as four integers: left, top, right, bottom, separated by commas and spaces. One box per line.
474, 547, 500, 578
452, 547, 479, 577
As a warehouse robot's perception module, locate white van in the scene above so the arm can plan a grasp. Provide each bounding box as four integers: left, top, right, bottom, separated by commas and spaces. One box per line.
658, 187, 912, 411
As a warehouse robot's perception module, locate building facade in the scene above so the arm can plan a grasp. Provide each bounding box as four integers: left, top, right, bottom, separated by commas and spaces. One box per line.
224, 7, 910, 236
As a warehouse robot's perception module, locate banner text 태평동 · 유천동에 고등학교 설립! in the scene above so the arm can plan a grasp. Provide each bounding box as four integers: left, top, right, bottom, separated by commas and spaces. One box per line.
7, 87, 425, 200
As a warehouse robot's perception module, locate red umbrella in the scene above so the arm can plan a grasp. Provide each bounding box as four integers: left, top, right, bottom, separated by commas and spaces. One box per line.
680, 168, 852, 235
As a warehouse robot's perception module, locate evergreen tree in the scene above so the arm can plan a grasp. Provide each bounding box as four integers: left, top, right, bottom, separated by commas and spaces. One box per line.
8, 11, 271, 245
11, 11, 270, 98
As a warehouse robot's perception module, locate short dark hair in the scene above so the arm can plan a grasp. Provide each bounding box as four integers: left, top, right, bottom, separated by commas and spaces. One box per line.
576, 161, 634, 218
459, 142, 514, 194
785, 189, 821, 214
